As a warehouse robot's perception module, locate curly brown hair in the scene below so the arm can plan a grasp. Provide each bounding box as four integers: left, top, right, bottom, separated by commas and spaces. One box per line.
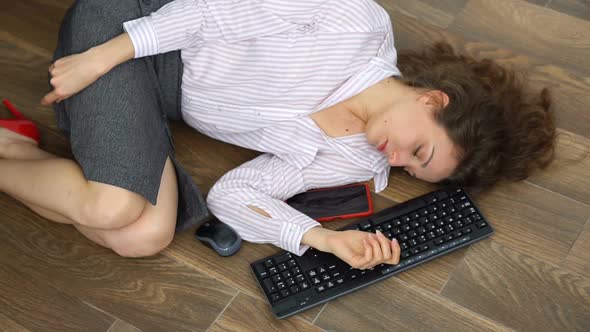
396, 42, 556, 190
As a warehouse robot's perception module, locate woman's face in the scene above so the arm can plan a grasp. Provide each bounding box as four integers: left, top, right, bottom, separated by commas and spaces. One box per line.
365, 92, 459, 183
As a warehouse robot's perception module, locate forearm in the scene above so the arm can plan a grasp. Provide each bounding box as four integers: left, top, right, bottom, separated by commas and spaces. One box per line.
90, 33, 135, 76
301, 227, 334, 253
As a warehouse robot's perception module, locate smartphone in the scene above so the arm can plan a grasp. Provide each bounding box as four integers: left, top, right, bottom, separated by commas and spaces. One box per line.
285, 183, 373, 222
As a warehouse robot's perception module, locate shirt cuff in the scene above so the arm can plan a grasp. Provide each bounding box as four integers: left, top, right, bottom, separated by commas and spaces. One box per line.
280, 215, 321, 256
123, 16, 159, 58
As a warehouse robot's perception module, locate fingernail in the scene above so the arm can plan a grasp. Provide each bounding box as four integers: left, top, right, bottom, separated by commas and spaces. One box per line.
392, 238, 398, 244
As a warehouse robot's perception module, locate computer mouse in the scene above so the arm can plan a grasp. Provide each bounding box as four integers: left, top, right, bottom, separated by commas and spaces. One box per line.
195, 218, 242, 256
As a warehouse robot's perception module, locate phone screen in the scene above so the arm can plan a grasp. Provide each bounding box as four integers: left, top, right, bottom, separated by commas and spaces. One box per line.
285, 183, 373, 221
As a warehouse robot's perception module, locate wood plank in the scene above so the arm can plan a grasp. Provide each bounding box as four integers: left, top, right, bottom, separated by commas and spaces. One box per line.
562, 218, 590, 277
0, 263, 114, 332
314, 274, 511, 331
207, 293, 323, 332
0, 198, 237, 332
0, 0, 71, 56
527, 129, 590, 206
107, 320, 142, 332
448, 0, 590, 76
441, 240, 590, 331
0, 312, 32, 332
548, 0, 590, 20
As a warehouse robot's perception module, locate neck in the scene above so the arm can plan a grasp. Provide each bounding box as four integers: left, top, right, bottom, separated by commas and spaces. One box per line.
348, 77, 411, 123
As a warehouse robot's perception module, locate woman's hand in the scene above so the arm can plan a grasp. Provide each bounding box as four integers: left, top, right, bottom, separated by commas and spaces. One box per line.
302, 227, 400, 269
326, 229, 400, 269
41, 33, 135, 106
42, 49, 107, 105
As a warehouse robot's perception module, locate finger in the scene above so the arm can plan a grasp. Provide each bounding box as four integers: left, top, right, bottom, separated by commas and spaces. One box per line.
390, 238, 401, 264
41, 91, 59, 106
361, 233, 381, 269
375, 230, 392, 262
355, 238, 372, 269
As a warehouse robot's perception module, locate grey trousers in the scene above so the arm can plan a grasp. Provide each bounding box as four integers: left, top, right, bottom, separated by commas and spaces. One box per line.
52, 0, 208, 232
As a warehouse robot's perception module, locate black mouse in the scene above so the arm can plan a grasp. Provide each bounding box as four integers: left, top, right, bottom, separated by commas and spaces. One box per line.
195, 218, 241, 256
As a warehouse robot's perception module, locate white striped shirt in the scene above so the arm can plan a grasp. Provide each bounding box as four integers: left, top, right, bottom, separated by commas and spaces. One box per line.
123, 0, 400, 255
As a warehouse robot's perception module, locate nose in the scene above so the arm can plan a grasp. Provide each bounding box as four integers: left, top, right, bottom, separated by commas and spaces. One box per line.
388, 151, 410, 167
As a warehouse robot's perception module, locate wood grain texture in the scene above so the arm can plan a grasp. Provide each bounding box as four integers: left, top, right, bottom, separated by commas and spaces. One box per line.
473, 181, 589, 266
442, 240, 590, 332
0, 199, 237, 332
0, 263, 114, 332
107, 320, 142, 332
562, 218, 590, 277
448, 0, 590, 76
526, 130, 590, 206
207, 293, 324, 332
0, 312, 33, 332
314, 275, 511, 332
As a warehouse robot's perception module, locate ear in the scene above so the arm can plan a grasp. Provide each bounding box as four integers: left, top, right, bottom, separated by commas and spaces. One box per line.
421, 90, 449, 110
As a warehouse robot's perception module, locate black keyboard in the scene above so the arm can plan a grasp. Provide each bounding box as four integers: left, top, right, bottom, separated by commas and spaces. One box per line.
250, 188, 494, 319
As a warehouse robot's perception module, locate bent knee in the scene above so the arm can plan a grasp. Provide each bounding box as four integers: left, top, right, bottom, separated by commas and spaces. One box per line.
110, 222, 175, 258
77, 183, 146, 229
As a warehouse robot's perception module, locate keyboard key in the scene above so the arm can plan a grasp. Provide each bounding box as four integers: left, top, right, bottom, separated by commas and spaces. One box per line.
264, 259, 274, 268
308, 270, 317, 278
280, 289, 291, 297
311, 277, 321, 285
270, 293, 281, 302
263, 278, 277, 294
278, 263, 288, 271
327, 281, 336, 288
316, 285, 326, 293
295, 274, 305, 283
254, 264, 268, 278
290, 285, 300, 294
272, 275, 282, 283
286, 278, 296, 286
300, 281, 310, 290
434, 238, 444, 245
360, 220, 372, 230
477, 221, 488, 228
269, 267, 278, 275
274, 253, 291, 264
291, 267, 301, 275
288, 259, 298, 268
321, 274, 331, 281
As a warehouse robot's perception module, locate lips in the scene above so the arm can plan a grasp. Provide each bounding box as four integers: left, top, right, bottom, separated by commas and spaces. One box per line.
377, 140, 388, 152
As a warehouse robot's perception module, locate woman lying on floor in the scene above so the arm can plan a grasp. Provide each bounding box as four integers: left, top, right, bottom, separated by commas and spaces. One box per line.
0, 0, 555, 267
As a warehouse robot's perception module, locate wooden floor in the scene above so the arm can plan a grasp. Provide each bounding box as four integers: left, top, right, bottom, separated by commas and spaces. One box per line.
1, 0, 589, 331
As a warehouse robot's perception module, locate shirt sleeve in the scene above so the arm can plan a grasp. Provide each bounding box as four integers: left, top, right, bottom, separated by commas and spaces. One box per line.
206, 154, 324, 256
123, 0, 329, 58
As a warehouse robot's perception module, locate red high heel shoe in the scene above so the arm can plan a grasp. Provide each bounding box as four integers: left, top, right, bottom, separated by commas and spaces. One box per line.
1, 99, 40, 144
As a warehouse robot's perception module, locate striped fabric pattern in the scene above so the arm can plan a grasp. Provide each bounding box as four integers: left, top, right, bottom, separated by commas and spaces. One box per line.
123, 0, 400, 255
